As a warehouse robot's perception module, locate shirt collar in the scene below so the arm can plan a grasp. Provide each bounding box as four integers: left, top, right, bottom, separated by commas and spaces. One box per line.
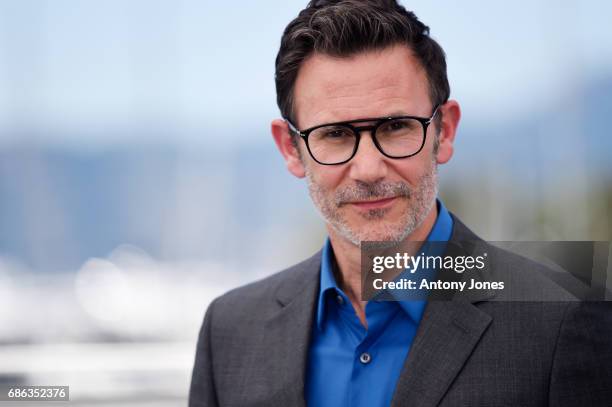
316, 199, 454, 330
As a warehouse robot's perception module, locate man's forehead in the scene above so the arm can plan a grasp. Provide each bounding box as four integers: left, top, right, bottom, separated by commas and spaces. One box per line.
298, 46, 423, 86
293, 45, 430, 126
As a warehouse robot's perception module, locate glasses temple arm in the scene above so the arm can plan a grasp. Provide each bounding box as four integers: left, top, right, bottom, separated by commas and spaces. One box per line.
284, 119, 303, 136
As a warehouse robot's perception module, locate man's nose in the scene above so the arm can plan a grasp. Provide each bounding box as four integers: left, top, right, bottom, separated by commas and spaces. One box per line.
348, 131, 388, 184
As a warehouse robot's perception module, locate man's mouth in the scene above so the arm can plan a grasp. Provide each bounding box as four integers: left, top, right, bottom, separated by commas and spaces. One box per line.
348, 196, 397, 210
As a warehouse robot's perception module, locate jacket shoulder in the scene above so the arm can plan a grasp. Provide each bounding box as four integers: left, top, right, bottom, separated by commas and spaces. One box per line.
450, 212, 578, 301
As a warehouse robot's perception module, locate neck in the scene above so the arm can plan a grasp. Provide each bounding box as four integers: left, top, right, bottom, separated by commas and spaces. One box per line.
327, 204, 439, 327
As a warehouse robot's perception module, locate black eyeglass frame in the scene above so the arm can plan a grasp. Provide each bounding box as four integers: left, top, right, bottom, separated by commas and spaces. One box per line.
285, 105, 440, 165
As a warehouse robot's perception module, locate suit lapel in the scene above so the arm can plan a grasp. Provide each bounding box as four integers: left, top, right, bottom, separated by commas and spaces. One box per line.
390, 300, 492, 407
391, 215, 496, 407
257, 251, 321, 407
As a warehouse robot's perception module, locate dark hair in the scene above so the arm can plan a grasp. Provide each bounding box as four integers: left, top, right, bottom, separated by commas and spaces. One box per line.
274, 0, 450, 127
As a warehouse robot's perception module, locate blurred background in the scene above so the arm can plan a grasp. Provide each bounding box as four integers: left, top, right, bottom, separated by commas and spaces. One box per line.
0, 0, 610, 405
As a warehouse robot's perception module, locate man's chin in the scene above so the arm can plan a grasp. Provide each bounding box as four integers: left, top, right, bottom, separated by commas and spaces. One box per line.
345, 214, 410, 237
346, 225, 413, 246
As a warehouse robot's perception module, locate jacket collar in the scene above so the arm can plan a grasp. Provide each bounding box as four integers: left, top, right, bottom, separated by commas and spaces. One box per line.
267, 213, 495, 407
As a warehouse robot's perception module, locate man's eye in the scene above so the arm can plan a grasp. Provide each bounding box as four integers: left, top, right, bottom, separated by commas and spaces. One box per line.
324, 129, 350, 138
389, 121, 408, 130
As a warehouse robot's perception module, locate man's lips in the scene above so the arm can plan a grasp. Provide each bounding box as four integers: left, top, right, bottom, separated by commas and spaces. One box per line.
348, 196, 397, 210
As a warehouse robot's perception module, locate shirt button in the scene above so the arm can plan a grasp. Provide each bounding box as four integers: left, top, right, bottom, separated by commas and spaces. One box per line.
336, 294, 344, 305
359, 352, 372, 364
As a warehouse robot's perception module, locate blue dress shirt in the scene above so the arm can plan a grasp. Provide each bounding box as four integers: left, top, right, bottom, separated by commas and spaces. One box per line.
305, 199, 454, 407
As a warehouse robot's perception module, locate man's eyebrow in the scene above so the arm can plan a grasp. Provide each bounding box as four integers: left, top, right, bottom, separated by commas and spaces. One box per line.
346, 111, 409, 120
341, 111, 412, 122
385, 111, 409, 117
310, 111, 414, 127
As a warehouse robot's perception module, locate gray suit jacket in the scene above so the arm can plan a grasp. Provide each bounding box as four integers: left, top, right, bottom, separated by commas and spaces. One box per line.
189, 215, 612, 406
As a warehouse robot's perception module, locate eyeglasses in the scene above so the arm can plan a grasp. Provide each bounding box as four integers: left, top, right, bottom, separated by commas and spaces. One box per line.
285, 105, 439, 165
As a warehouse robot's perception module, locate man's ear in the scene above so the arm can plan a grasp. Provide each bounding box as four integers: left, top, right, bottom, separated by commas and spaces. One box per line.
271, 118, 306, 178
435, 100, 461, 164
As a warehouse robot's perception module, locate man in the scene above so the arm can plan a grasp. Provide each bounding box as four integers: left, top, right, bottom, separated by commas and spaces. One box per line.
189, 1, 611, 406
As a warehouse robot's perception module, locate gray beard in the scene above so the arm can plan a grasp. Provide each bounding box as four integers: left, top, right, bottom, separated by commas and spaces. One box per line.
306, 159, 439, 247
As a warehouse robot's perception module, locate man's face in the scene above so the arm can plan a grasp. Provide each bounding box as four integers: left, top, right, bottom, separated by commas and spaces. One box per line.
278, 44, 455, 246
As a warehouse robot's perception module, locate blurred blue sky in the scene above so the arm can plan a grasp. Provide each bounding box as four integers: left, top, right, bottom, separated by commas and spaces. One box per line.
0, 0, 611, 273
0, 0, 611, 147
